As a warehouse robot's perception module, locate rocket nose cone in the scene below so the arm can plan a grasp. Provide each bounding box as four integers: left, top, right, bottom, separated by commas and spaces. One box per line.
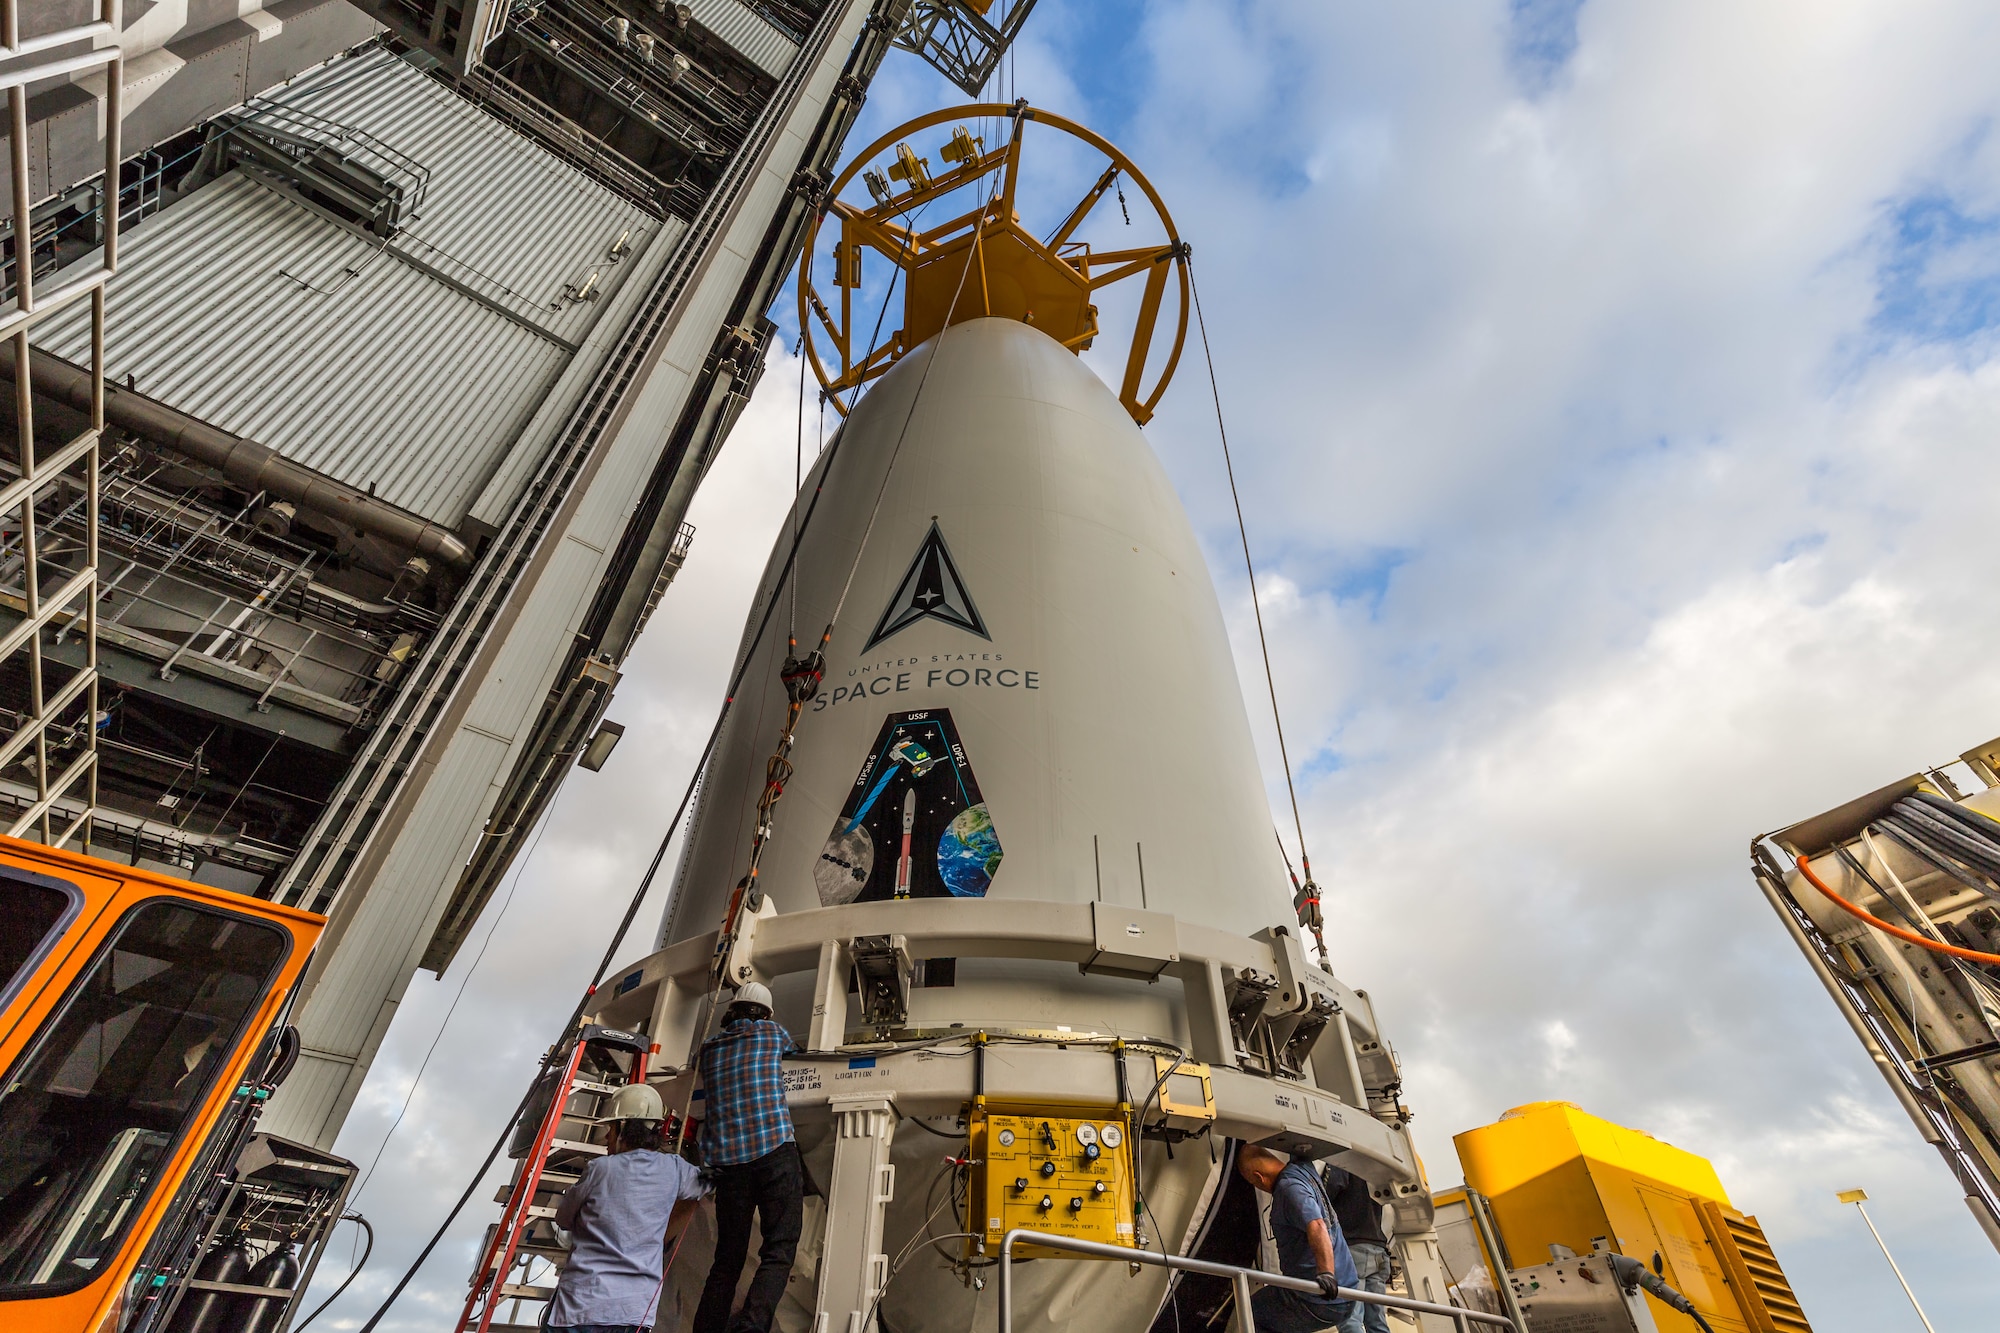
661, 316, 1291, 945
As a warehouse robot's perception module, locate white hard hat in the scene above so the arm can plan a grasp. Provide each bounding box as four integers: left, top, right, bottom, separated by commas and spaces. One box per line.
604, 1082, 663, 1124
732, 981, 774, 1011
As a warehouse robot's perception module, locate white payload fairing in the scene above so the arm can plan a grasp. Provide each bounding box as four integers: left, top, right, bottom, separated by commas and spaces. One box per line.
661, 314, 1298, 984
578, 106, 1451, 1333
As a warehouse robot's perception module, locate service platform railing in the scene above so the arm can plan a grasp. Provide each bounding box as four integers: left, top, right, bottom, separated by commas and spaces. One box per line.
995, 1229, 1521, 1333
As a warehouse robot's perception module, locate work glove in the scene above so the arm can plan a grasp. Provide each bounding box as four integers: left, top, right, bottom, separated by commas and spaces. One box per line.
1316, 1272, 1343, 1300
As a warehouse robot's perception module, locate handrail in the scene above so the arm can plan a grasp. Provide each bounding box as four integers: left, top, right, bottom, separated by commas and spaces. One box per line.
996, 1228, 1519, 1333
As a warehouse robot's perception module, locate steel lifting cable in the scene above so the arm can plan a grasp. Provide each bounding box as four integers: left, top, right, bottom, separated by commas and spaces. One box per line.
1188, 258, 1327, 966
684, 106, 1029, 1095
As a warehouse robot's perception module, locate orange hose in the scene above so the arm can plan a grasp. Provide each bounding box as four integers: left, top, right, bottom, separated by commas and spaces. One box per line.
1795, 853, 2000, 965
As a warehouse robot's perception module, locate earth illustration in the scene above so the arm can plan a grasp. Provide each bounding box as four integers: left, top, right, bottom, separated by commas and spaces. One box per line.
937, 803, 1003, 897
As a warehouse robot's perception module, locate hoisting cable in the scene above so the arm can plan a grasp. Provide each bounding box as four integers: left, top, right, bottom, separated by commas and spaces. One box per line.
677, 102, 1030, 1128
1795, 852, 2000, 966
696, 154, 953, 984
1188, 258, 1328, 967
354, 223, 923, 1325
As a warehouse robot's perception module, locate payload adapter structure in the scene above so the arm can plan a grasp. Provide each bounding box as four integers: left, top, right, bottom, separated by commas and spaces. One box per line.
582, 109, 1449, 1331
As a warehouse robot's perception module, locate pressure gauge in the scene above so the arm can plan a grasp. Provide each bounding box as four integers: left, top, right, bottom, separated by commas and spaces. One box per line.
1075, 1124, 1099, 1146
997, 1129, 1015, 1147
1100, 1124, 1124, 1149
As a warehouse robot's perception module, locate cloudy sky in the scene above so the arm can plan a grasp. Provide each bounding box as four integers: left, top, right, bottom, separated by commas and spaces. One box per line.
301, 3, 2000, 1329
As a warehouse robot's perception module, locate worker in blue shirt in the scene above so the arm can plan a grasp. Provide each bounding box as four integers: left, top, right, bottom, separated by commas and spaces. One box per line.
1237, 1144, 1358, 1332
547, 1082, 708, 1333
692, 981, 804, 1333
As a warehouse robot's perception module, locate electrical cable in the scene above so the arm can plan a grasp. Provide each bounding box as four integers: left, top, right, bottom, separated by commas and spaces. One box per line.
1796, 853, 2000, 965
861, 1187, 970, 1332
1857, 830, 2000, 1033
290, 1213, 373, 1333
1187, 258, 1326, 965
1871, 817, 2000, 907
1892, 796, 2000, 878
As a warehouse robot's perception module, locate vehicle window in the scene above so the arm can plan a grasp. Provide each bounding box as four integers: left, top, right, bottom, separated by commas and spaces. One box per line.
0, 871, 80, 1010
0, 899, 287, 1297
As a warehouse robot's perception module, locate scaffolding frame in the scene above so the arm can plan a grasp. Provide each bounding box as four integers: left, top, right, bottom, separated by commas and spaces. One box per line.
0, 1, 123, 848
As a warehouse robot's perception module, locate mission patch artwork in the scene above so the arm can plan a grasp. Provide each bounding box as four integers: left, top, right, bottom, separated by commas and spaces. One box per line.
813, 708, 1003, 905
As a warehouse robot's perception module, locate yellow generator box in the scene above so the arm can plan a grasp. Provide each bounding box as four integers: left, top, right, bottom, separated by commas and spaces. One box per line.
966, 1109, 1136, 1258
1454, 1102, 1810, 1333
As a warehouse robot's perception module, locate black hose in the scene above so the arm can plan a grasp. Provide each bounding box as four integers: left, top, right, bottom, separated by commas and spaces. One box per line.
1873, 817, 2000, 905
1910, 790, 2000, 845
291, 1214, 372, 1332
1887, 800, 2000, 881
904, 1116, 967, 1139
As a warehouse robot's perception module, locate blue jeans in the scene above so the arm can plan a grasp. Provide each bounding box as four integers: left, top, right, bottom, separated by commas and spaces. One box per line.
1252, 1285, 1352, 1332
1338, 1242, 1392, 1333
550, 1326, 645, 1333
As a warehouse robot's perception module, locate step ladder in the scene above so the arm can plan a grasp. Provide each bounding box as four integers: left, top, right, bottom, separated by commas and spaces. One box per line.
455, 1024, 656, 1333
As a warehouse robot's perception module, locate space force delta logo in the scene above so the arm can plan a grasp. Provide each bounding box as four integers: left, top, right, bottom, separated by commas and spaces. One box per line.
862, 521, 990, 651
823, 523, 1037, 712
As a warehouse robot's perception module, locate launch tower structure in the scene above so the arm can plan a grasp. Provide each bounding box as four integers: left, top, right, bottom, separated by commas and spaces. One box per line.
0, 0, 1034, 1152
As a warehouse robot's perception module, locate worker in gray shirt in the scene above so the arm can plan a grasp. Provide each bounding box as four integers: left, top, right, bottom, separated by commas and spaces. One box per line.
548, 1083, 710, 1333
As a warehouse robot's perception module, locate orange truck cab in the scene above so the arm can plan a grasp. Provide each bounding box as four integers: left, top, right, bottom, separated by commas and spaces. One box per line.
0, 836, 326, 1333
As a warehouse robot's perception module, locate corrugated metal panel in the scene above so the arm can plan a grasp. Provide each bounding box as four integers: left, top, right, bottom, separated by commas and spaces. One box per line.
274, 50, 662, 344
689, 0, 798, 79
37, 48, 686, 527
464, 220, 682, 529
42, 173, 570, 524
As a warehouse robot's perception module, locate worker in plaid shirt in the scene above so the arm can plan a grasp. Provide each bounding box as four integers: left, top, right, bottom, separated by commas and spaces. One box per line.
692, 981, 803, 1333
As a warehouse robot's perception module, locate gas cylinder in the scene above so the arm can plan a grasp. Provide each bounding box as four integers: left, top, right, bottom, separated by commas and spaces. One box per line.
230, 1244, 298, 1333
164, 1237, 252, 1333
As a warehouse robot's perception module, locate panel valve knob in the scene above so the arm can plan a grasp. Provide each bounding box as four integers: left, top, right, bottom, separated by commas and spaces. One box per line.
1068, 1196, 1084, 1213
1093, 1181, 1108, 1196
1038, 1195, 1053, 1211
1083, 1142, 1101, 1162
1040, 1161, 1056, 1178
1013, 1177, 1028, 1192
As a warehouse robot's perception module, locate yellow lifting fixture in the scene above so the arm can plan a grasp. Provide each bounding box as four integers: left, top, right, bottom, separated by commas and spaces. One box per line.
799, 101, 1191, 425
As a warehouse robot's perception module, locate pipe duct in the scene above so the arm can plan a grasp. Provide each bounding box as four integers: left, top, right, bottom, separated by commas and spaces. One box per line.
0, 343, 473, 570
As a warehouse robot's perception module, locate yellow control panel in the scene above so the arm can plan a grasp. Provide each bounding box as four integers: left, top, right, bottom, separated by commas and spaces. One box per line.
966, 1109, 1136, 1259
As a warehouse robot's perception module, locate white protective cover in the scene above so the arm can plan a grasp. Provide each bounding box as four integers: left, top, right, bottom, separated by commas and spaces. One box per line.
659, 316, 1297, 961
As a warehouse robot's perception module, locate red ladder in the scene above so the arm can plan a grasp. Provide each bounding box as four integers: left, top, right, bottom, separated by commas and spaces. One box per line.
455, 1024, 654, 1333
